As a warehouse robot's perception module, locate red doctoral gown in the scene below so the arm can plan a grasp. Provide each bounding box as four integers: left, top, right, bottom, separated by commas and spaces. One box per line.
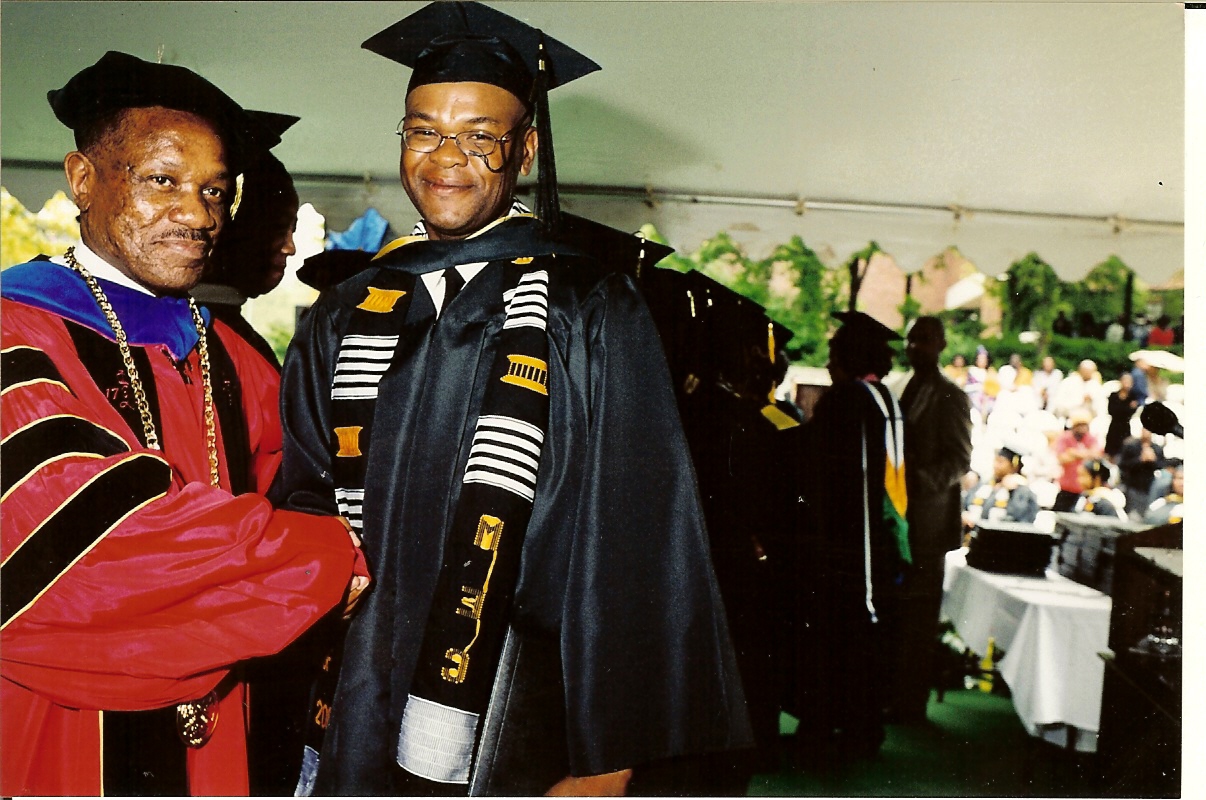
1, 260, 358, 796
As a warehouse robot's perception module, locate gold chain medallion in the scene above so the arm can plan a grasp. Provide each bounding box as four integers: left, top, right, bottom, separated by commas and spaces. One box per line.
175, 690, 220, 747
65, 247, 223, 747
64, 247, 219, 486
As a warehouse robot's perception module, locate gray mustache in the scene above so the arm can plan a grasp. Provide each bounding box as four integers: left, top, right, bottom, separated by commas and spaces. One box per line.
165, 229, 211, 243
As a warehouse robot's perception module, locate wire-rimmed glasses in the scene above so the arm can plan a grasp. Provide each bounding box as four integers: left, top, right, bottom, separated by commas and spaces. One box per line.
396, 121, 523, 158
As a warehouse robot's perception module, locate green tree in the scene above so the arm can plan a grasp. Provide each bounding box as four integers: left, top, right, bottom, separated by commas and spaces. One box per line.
1061, 255, 1144, 330
643, 226, 842, 365
992, 252, 1062, 347
845, 240, 882, 312
898, 274, 923, 332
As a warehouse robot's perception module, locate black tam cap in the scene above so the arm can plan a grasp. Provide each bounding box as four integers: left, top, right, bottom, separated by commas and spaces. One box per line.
246, 110, 300, 143
832, 310, 903, 343
363, 1, 600, 234
47, 51, 269, 166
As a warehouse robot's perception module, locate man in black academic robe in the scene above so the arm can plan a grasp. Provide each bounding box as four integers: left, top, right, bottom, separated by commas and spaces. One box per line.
795, 312, 908, 760
272, 3, 750, 795
676, 297, 803, 783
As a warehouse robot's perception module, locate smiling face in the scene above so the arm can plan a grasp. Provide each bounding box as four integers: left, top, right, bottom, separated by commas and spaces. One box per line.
399, 82, 536, 240
66, 107, 232, 294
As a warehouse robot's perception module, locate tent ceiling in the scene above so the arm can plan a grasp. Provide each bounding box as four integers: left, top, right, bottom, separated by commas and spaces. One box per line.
0, 1, 1186, 283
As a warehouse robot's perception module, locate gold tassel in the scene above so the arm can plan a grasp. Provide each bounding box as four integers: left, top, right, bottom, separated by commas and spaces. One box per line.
978, 637, 995, 692
229, 173, 245, 219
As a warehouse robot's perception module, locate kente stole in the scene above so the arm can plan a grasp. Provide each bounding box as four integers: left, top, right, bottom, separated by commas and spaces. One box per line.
328, 251, 553, 786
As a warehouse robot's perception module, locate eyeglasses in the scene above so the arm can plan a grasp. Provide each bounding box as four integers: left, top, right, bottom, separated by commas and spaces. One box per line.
396, 122, 523, 158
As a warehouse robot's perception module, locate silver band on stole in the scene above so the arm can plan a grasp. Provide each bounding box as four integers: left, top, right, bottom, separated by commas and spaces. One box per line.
396, 695, 481, 783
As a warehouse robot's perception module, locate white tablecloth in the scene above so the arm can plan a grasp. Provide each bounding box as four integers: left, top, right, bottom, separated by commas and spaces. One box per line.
941, 549, 1112, 752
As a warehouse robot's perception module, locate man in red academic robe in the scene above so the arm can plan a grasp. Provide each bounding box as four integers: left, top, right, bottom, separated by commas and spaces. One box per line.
0, 51, 369, 796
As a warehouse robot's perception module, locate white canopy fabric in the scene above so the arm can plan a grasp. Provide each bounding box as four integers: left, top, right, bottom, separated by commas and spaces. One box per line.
0, 1, 1187, 283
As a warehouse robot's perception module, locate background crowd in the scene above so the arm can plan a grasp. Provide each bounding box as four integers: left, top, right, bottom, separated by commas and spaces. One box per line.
931, 348, 1184, 528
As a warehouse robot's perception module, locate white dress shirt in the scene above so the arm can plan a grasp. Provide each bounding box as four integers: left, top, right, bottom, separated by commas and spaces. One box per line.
420, 262, 488, 318
51, 242, 155, 296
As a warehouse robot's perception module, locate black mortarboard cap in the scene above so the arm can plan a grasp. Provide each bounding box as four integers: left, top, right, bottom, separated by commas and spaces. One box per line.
296, 249, 377, 293
47, 51, 265, 166
1140, 401, 1183, 439
556, 214, 674, 277
995, 434, 1032, 470
222, 110, 299, 222
685, 272, 758, 325
832, 310, 903, 343
363, 2, 600, 235
362, 1, 599, 102
687, 272, 794, 361
625, 266, 700, 384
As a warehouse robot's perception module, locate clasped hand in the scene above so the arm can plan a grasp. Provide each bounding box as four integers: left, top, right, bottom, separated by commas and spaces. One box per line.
335, 516, 371, 619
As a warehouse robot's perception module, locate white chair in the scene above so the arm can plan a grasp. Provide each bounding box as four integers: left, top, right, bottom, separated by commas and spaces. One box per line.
1030, 480, 1060, 510
1034, 509, 1057, 533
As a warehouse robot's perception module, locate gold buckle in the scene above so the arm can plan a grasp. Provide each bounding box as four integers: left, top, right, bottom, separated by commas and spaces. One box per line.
176, 690, 220, 748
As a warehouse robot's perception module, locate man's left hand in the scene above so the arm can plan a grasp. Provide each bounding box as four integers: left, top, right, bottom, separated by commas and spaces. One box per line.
334, 515, 371, 618
545, 768, 633, 796
344, 575, 371, 619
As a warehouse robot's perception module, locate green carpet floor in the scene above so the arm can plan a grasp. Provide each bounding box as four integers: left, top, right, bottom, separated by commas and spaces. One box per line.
749, 688, 1099, 797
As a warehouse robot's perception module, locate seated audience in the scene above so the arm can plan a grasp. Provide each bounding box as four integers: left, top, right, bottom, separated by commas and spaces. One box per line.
1071, 458, 1127, 519
944, 353, 969, 389
1104, 372, 1140, 458
996, 353, 1030, 392
1030, 355, 1063, 411
1117, 428, 1169, 520
966, 348, 999, 421
963, 445, 1041, 530
1051, 359, 1104, 419
1143, 465, 1184, 526
1052, 409, 1103, 511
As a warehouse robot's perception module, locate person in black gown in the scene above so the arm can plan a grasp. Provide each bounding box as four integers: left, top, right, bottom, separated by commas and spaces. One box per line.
271, 3, 751, 795
795, 311, 909, 760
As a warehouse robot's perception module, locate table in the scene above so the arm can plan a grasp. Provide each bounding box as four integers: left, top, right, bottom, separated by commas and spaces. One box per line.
941, 549, 1113, 752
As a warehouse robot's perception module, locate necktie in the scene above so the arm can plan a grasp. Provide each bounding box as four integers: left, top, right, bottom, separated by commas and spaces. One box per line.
440, 268, 465, 316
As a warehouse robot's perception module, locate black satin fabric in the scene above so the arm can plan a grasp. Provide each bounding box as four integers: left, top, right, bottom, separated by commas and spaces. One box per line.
272, 218, 751, 794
